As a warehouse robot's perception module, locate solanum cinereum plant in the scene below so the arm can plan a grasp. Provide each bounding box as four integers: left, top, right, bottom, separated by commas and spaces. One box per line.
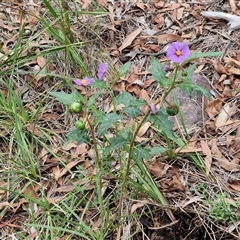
50, 42, 222, 223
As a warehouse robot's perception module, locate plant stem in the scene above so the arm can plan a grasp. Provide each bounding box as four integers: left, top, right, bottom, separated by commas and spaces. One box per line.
87, 118, 105, 221
117, 64, 181, 237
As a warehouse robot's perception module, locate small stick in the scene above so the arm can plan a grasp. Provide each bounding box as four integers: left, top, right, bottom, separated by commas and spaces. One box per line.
201, 11, 240, 35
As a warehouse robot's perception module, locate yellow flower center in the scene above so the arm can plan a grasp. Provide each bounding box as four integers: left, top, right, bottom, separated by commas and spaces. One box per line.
176, 50, 182, 56
81, 79, 87, 85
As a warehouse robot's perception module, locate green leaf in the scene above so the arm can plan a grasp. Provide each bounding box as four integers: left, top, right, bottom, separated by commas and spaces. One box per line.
185, 63, 196, 78
91, 79, 108, 89
178, 82, 212, 99
86, 92, 102, 117
123, 99, 145, 118
149, 146, 167, 155
97, 113, 124, 135
148, 58, 170, 88
43, 0, 58, 18
115, 92, 135, 107
119, 62, 131, 76
49, 91, 81, 105
118, 127, 132, 141
148, 108, 175, 139
132, 146, 151, 161
176, 63, 212, 99
105, 135, 126, 152
185, 51, 223, 62
115, 92, 146, 117
87, 91, 102, 107
66, 129, 90, 145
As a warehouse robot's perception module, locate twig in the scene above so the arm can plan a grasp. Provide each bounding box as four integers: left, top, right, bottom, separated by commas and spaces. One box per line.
201, 11, 240, 35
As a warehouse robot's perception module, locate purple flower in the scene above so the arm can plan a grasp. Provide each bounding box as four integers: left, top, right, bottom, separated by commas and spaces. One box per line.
167, 42, 191, 63
97, 63, 108, 80
73, 77, 94, 86
150, 102, 157, 114
111, 161, 117, 167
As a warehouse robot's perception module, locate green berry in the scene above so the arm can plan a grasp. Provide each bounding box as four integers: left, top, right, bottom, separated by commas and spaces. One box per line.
166, 105, 179, 116
181, 71, 188, 77
70, 102, 82, 113
75, 120, 85, 130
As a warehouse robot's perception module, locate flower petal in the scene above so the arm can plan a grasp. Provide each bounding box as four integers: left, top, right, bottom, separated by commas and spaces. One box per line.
73, 79, 82, 86
150, 102, 157, 114
167, 42, 191, 63
84, 77, 94, 86
97, 63, 108, 80
73, 77, 94, 86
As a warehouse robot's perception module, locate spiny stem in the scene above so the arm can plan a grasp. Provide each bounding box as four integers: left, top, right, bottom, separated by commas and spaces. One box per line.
87, 118, 105, 220
117, 64, 180, 238
117, 65, 180, 239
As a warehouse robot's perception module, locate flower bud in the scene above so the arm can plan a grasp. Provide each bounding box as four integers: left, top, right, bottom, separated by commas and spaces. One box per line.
70, 102, 82, 113
75, 120, 85, 130
150, 102, 157, 114
166, 105, 179, 116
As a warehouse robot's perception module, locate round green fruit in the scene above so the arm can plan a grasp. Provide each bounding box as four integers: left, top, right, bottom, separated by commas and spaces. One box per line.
70, 102, 82, 113
166, 105, 179, 116
181, 71, 188, 77
75, 120, 85, 130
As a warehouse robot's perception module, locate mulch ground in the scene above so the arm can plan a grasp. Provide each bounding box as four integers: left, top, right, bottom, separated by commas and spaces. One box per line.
1, 0, 240, 239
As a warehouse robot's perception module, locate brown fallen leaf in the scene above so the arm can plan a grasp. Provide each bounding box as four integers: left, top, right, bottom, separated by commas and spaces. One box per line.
205, 58, 230, 75
36, 51, 47, 68
153, 0, 165, 8
137, 122, 151, 137
177, 7, 184, 20
191, 10, 202, 21
211, 138, 240, 171
175, 146, 202, 153
64, 141, 77, 151
229, 0, 237, 12
0, 201, 10, 210
80, 0, 92, 9
236, 47, 240, 61
228, 180, 240, 193
126, 84, 141, 96
181, 33, 192, 39
172, 174, 185, 191
26, 123, 42, 137
201, 140, 212, 176
215, 104, 231, 129
218, 120, 240, 133
131, 202, 146, 214
60, 159, 84, 178
206, 98, 225, 118
158, 3, 181, 12
71, 143, 88, 158
147, 161, 168, 176
224, 56, 240, 75
157, 33, 183, 44
52, 165, 62, 184
119, 27, 142, 52
229, 126, 240, 157
135, 136, 149, 143
161, 168, 185, 191
96, 0, 108, 7
136, 2, 146, 11
140, 89, 150, 103
224, 56, 240, 68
